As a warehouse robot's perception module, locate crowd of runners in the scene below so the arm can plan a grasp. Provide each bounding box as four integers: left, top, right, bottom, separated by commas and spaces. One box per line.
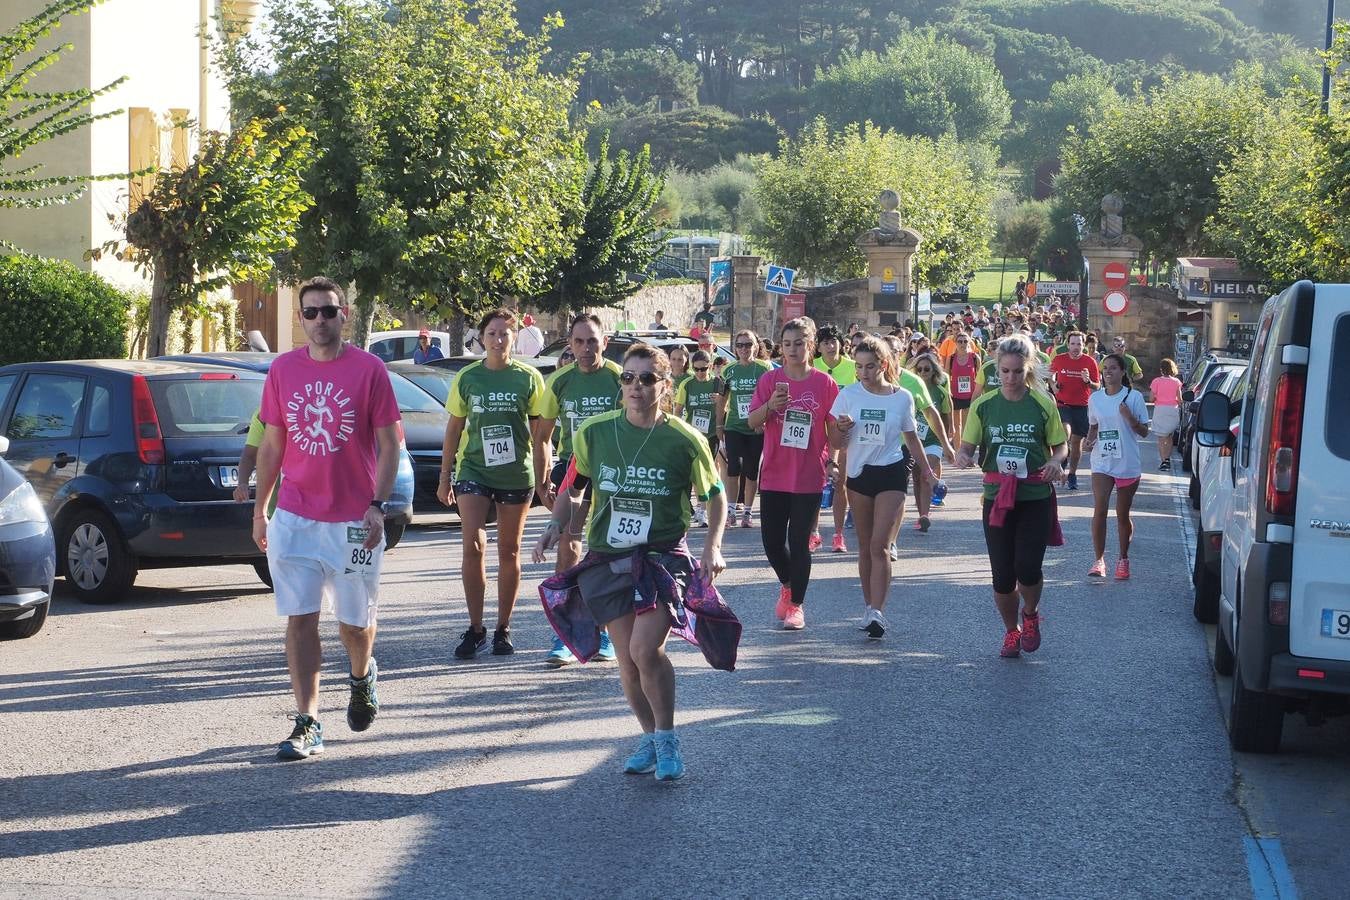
248, 283, 1178, 777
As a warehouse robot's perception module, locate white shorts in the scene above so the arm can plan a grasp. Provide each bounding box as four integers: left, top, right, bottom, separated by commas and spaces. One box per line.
266, 509, 383, 627
1151, 405, 1181, 436
924, 445, 943, 461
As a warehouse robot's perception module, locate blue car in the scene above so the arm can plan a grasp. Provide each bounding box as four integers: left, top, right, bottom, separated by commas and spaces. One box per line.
0, 436, 56, 638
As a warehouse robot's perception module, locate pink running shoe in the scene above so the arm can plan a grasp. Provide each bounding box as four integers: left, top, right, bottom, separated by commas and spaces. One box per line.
1115, 558, 1131, 580
1088, 558, 1107, 578
831, 533, 847, 553
1000, 629, 1022, 658
783, 603, 805, 630
808, 532, 823, 552
1020, 611, 1042, 653
775, 585, 792, 621
740, 509, 754, 528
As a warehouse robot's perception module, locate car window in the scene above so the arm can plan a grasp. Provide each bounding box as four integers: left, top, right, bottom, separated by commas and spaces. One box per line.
85, 383, 112, 435
1240, 305, 1277, 465
0, 374, 15, 414
1328, 313, 1350, 461
7, 373, 85, 440
370, 338, 402, 362
148, 378, 263, 436
400, 370, 454, 406
389, 372, 443, 413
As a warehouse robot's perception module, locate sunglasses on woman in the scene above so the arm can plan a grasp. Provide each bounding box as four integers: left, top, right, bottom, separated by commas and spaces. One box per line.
693, 365, 709, 373
620, 371, 662, 386
735, 341, 754, 349
914, 366, 934, 374
300, 305, 341, 320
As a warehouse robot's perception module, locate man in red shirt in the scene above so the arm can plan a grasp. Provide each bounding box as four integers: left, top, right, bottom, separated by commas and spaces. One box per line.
1049, 331, 1099, 491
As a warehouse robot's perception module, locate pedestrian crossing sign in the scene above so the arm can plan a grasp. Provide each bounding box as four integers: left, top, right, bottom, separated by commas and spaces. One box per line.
765, 265, 795, 295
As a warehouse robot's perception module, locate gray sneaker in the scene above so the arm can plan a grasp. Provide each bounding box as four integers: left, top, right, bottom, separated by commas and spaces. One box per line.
277, 714, 324, 760
347, 658, 378, 732
863, 607, 888, 640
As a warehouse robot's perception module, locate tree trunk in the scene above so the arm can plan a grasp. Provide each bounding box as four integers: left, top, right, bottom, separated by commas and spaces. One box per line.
448, 314, 466, 357
146, 270, 174, 359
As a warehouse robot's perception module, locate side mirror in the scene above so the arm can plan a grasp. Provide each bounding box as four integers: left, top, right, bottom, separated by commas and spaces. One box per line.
1195, 390, 1234, 448
0, 435, 8, 456
1182, 389, 1195, 403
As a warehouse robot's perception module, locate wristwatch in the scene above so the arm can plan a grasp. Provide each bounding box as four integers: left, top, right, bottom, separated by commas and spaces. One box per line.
369, 499, 388, 515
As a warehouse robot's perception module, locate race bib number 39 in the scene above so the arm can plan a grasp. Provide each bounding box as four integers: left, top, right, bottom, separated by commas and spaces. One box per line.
606, 497, 653, 548
346, 526, 380, 576
781, 408, 813, 449
481, 424, 516, 467
858, 409, 886, 445
996, 444, 1029, 479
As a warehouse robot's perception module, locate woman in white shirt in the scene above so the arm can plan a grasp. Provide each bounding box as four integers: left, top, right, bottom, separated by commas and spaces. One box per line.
829, 335, 935, 639
1083, 353, 1150, 581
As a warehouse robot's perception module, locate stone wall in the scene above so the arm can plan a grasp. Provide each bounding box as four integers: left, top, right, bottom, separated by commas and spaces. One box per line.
564, 282, 706, 339
803, 279, 869, 330
1090, 285, 1178, 381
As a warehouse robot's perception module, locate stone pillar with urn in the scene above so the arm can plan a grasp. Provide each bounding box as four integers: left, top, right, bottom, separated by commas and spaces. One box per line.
856, 190, 922, 328
1078, 193, 1144, 340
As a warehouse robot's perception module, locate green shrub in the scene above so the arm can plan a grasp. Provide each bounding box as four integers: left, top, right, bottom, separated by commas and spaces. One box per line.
0, 255, 131, 364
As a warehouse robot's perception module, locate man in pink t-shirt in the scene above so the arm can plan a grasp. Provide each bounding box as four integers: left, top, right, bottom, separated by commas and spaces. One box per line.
254, 276, 402, 760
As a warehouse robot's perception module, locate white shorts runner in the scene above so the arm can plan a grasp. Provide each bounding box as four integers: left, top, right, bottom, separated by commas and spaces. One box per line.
266, 509, 383, 627
1151, 404, 1181, 436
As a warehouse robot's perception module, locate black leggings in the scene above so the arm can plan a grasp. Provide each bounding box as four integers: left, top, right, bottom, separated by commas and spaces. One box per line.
981, 497, 1052, 594
760, 490, 822, 606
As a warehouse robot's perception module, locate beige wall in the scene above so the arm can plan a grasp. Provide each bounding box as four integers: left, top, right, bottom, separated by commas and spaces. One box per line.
0, 0, 236, 294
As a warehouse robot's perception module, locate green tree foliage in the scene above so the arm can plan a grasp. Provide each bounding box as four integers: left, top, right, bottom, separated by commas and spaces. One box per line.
585, 48, 699, 109
96, 119, 314, 358
1002, 72, 1121, 178
996, 200, 1051, 279
221, 0, 583, 342
752, 119, 996, 287
1055, 71, 1276, 261
0, 0, 126, 229
0, 255, 129, 364
528, 143, 665, 312
587, 105, 778, 171
806, 32, 1011, 145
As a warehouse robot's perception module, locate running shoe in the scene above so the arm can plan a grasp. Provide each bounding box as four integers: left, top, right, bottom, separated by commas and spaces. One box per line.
277, 714, 324, 760
845, 509, 854, 530
808, 532, 823, 552
730, 503, 742, 520
596, 630, 617, 661
831, 533, 847, 553
930, 496, 944, 508
491, 626, 514, 656
783, 603, 805, 630
1067, 472, 1079, 491
454, 626, 488, 660
740, 509, 754, 528
917, 515, 931, 533
546, 636, 576, 667
862, 607, 887, 640
623, 733, 658, 774
931, 480, 948, 504
694, 508, 708, 527
1020, 611, 1042, 653
654, 732, 685, 781
775, 585, 793, 621
1160, 459, 1171, 471
887, 542, 899, 561
1115, 558, 1131, 580
1000, 629, 1022, 658
1088, 558, 1107, 578
346, 658, 378, 732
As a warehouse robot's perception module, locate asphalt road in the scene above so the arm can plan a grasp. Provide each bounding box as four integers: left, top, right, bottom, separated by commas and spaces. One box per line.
1, 437, 1343, 898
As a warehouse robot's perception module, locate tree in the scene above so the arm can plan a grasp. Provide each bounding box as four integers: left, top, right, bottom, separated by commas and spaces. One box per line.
586, 48, 699, 109
0, 0, 126, 237
528, 142, 665, 313
221, 0, 584, 344
586, 105, 778, 171
1055, 71, 1277, 262
0, 255, 129, 364
751, 119, 996, 288
806, 32, 1012, 146
1002, 72, 1121, 191
996, 200, 1051, 280
96, 119, 314, 358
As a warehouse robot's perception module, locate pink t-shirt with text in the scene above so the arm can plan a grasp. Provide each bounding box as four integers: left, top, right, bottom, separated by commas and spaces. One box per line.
260, 344, 402, 523
752, 367, 840, 494
1150, 375, 1183, 407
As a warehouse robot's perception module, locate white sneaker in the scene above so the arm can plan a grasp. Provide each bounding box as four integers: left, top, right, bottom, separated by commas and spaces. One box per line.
694, 508, 707, 527
862, 607, 888, 640
887, 542, 899, 561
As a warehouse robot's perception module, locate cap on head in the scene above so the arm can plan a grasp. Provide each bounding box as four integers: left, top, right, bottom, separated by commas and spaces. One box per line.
522, 314, 535, 326
418, 328, 430, 338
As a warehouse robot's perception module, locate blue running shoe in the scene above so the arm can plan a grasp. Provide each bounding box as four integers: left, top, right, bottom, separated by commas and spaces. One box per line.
623, 734, 657, 774
596, 630, 617, 662
930, 496, 944, 508
1067, 472, 1079, 491
844, 509, 854, 530
546, 636, 576, 668
654, 732, 685, 781
931, 480, 948, 503
277, 714, 323, 760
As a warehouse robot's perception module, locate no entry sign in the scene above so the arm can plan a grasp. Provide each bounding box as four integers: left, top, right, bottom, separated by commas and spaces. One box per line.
1103, 262, 1128, 290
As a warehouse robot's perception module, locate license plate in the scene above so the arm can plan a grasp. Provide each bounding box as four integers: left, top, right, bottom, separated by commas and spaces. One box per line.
218, 466, 255, 489
1320, 609, 1350, 639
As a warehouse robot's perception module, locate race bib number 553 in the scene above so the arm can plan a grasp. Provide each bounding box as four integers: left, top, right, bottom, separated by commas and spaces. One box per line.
607, 497, 653, 548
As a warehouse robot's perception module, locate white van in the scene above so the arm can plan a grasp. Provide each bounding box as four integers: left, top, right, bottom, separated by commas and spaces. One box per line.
1195, 280, 1350, 753
367, 329, 452, 363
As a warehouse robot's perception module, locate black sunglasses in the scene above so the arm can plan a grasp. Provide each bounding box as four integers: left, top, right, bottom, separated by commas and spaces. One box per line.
300, 305, 341, 320
620, 371, 662, 386
693, 365, 710, 372
735, 341, 754, 349
914, 367, 934, 374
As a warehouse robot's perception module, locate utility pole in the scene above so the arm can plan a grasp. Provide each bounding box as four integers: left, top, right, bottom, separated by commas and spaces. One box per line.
1325, 0, 1337, 115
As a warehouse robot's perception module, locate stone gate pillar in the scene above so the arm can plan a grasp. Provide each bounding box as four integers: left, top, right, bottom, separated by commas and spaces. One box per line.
856, 190, 922, 329
1078, 192, 1143, 339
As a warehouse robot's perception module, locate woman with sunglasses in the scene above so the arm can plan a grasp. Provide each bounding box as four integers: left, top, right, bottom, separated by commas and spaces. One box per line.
533, 344, 731, 782
748, 317, 842, 631
716, 330, 772, 528
910, 351, 953, 529
1083, 353, 1150, 579
945, 332, 980, 447
438, 308, 546, 660
830, 336, 934, 639
674, 349, 722, 526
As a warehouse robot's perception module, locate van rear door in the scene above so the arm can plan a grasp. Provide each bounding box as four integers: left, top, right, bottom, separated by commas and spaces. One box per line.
1289, 284, 1350, 660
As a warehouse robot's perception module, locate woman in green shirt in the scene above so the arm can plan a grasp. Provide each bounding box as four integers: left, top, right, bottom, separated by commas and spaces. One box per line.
438, 308, 546, 661
716, 330, 772, 528
674, 349, 722, 527
909, 351, 953, 531
956, 333, 1068, 660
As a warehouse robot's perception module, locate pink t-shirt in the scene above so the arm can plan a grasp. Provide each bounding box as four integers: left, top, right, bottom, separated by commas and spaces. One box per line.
260, 344, 402, 523
752, 367, 840, 494
1150, 375, 1183, 407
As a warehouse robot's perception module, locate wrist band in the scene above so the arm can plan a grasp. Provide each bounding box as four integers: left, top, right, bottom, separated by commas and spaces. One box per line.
253, 514, 267, 520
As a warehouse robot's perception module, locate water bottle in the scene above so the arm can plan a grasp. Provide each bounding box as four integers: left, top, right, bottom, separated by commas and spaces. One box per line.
820, 479, 834, 509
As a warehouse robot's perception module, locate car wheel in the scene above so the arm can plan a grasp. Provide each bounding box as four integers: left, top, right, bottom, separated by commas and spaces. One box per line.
1193, 540, 1219, 623
253, 559, 273, 589
1181, 443, 1193, 473
1189, 473, 1200, 509
0, 600, 48, 640
1213, 620, 1235, 676
1229, 650, 1284, 753
384, 520, 405, 550
60, 509, 137, 604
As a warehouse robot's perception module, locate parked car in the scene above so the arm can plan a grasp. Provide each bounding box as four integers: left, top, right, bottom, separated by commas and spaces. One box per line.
155, 352, 417, 543
422, 354, 560, 379
536, 331, 734, 365
0, 359, 272, 602
1195, 280, 1350, 753
367, 329, 452, 362
0, 436, 56, 639
1189, 366, 1246, 509
1179, 351, 1247, 472
387, 360, 457, 407
1191, 367, 1246, 624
